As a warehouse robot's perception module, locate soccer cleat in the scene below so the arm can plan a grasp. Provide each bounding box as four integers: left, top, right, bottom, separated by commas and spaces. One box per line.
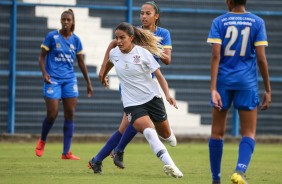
61, 152, 80, 160
163, 165, 183, 178
113, 150, 125, 169
35, 139, 46, 157
88, 158, 102, 174
231, 171, 248, 184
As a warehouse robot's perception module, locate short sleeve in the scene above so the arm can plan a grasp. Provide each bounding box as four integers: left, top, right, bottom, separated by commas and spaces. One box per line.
254, 21, 268, 47
207, 20, 222, 44
161, 30, 172, 49
142, 48, 160, 73
40, 32, 53, 51
76, 37, 84, 55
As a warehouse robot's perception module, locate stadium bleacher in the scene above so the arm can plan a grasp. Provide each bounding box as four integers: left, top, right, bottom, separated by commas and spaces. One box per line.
0, 0, 281, 135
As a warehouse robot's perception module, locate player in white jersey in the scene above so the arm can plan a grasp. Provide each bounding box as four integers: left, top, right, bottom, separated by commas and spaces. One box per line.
101, 22, 182, 178
88, 1, 176, 173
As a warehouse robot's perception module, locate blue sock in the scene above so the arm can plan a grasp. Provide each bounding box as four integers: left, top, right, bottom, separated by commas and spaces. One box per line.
94, 130, 122, 162
115, 124, 137, 152
235, 137, 255, 173
63, 120, 74, 155
40, 118, 54, 142
209, 138, 223, 181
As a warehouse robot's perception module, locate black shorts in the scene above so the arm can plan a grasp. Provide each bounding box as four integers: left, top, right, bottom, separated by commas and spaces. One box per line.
124, 96, 167, 124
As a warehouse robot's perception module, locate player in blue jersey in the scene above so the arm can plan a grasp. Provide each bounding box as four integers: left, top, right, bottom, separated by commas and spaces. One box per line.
88, 1, 176, 173
207, 0, 271, 184
35, 9, 93, 160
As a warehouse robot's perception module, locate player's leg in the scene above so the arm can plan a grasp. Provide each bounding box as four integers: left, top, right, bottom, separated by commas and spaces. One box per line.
154, 119, 177, 147
209, 87, 233, 184
113, 113, 138, 153
60, 79, 80, 160
209, 108, 228, 184
231, 89, 259, 184
148, 96, 177, 147
61, 97, 80, 160
35, 98, 59, 157
132, 116, 183, 178
231, 110, 257, 184
35, 81, 60, 157
88, 113, 128, 174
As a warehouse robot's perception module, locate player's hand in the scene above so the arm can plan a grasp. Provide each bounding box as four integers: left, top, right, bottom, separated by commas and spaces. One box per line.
87, 84, 93, 97
211, 90, 222, 111
261, 91, 271, 110
101, 76, 109, 88
166, 96, 178, 109
43, 73, 51, 84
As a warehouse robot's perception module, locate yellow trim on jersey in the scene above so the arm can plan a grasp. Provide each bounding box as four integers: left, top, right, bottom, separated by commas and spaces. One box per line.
254, 41, 268, 46
76, 50, 84, 55
207, 38, 222, 44
163, 45, 172, 49
40, 44, 50, 51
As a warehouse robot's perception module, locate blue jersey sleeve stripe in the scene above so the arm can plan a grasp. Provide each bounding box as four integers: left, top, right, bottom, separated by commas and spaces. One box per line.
254, 41, 268, 46
207, 38, 222, 44
40, 44, 49, 51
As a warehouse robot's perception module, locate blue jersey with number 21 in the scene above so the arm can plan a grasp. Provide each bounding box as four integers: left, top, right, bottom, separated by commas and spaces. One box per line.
207, 12, 268, 90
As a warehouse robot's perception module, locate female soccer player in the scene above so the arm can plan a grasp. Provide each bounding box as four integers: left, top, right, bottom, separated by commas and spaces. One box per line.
35, 9, 93, 160
207, 0, 271, 183
92, 22, 182, 178
89, 1, 175, 172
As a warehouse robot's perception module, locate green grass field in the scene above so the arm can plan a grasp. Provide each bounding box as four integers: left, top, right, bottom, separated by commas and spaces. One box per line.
0, 142, 281, 184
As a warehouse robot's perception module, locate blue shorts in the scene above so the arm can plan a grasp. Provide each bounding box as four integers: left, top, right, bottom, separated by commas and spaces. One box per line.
210, 88, 260, 110
43, 77, 79, 99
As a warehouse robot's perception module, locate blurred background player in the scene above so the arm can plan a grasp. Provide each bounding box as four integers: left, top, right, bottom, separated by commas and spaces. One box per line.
35, 9, 93, 160
207, 0, 271, 183
90, 22, 183, 178
89, 1, 175, 172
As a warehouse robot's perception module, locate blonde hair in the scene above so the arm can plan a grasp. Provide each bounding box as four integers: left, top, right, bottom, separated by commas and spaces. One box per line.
115, 22, 165, 58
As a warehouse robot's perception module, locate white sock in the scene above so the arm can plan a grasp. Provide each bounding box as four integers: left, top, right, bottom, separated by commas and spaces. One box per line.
159, 128, 177, 147
143, 128, 175, 166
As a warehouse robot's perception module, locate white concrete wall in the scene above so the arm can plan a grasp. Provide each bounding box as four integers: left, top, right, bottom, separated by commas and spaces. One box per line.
25, 0, 211, 135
